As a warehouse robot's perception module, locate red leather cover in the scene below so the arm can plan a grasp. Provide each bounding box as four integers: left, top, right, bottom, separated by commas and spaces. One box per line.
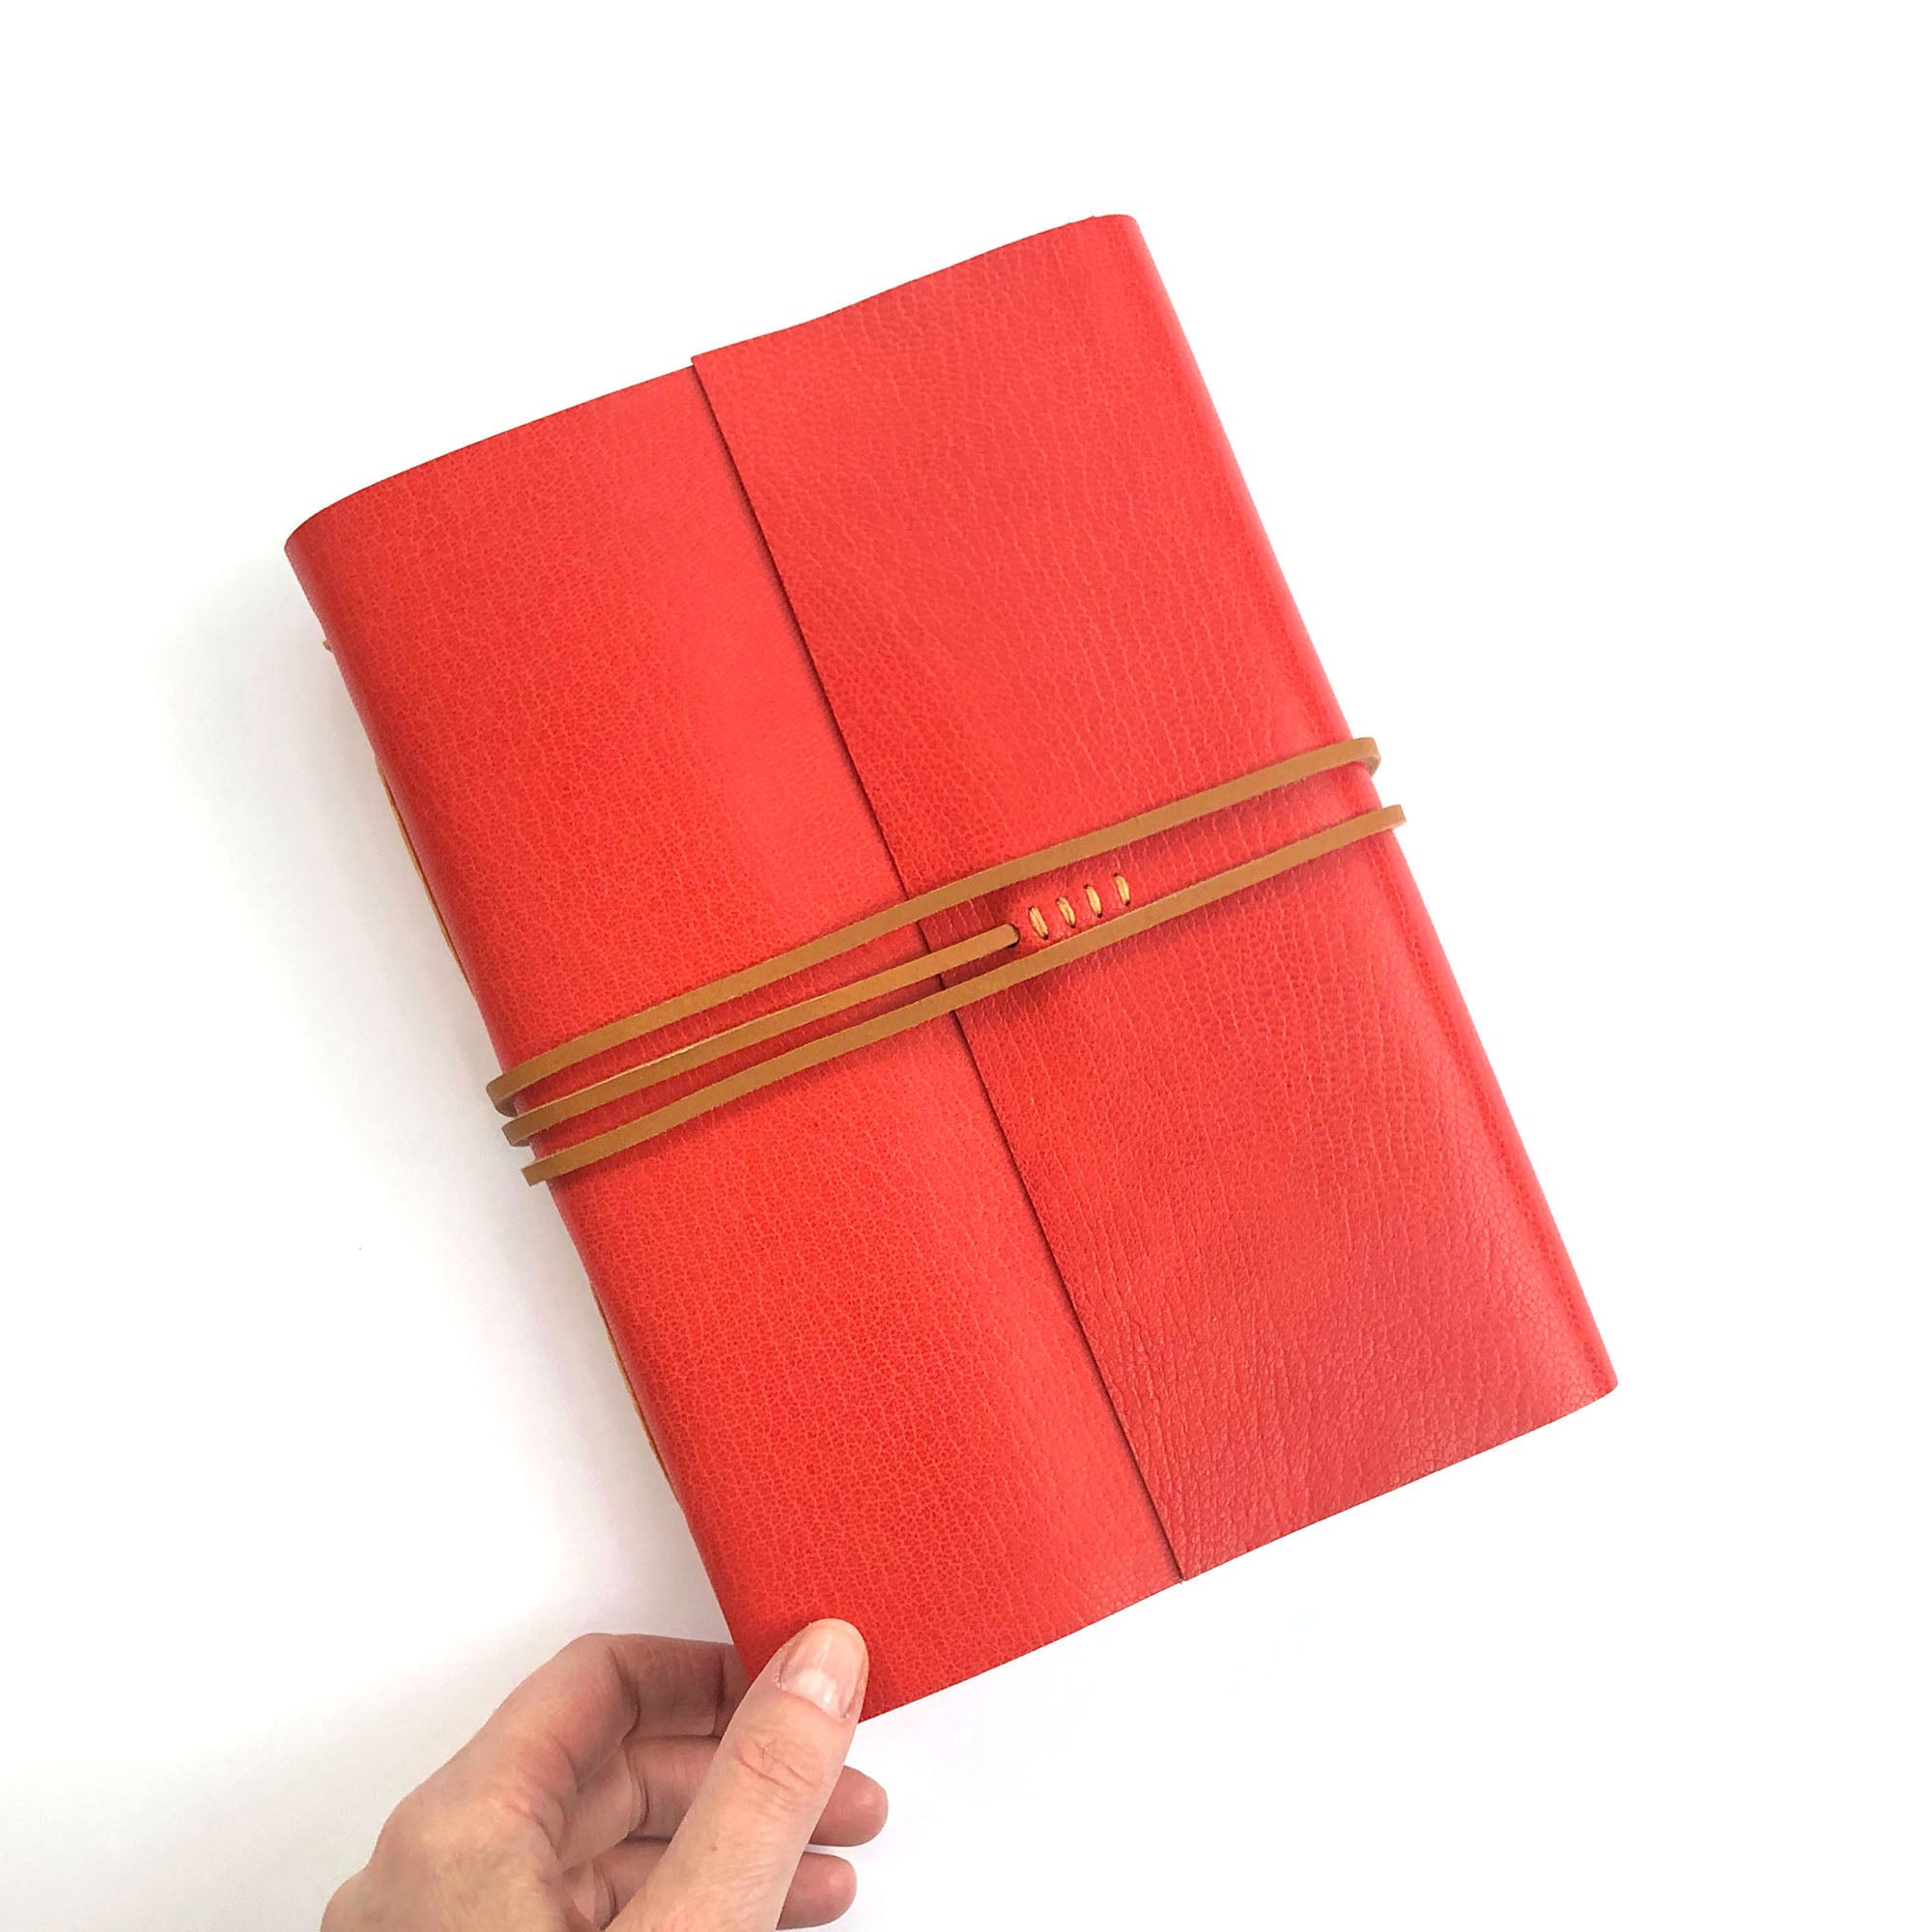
288, 216, 1612, 1714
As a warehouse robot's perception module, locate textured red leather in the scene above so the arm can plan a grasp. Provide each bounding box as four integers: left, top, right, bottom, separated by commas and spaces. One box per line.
287, 367, 1180, 1716
288, 216, 1612, 1713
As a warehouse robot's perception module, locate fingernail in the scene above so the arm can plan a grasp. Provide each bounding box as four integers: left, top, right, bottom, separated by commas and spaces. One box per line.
776, 1620, 867, 1720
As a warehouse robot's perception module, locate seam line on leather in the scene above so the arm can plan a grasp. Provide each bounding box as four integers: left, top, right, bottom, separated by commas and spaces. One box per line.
686, 364, 1185, 1585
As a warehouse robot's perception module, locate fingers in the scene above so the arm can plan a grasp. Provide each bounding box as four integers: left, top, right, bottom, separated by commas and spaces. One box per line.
559, 1736, 887, 1866
796, 1766, 889, 1848
454, 1634, 747, 1829
616, 1620, 868, 1931
570, 1841, 859, 1930
775, 1858, 862, 1932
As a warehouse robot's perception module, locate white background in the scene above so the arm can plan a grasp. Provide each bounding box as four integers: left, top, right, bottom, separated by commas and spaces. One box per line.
2, 4, 1926, 1926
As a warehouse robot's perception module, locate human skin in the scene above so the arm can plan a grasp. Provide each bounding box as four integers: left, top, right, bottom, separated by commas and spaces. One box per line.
322, 1622, 885, 1931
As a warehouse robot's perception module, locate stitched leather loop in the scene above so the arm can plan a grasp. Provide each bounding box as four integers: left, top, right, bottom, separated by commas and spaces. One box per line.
523, 803, 1403, 1185
487, 735, 1379, 1112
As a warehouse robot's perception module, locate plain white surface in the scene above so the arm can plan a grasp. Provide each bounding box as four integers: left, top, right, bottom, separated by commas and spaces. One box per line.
3, 3, 1927, 1925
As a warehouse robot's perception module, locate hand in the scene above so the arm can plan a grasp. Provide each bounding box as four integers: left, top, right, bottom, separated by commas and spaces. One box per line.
324, 1622, 885, 1931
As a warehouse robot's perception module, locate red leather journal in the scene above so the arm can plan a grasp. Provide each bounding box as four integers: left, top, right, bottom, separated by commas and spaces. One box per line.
289, 215, 1613, 1715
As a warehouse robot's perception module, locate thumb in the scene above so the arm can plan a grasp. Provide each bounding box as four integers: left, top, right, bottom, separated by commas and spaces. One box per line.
623, 1621, 868, 1931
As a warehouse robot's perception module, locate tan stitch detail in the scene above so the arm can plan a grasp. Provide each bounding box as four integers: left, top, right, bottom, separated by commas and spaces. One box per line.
1084, 884, 1104, 917
520, 805, 1404, 1184
1055, 895, 1077, 929
487, 736, 1378, 1112
1028, 906, 1050, 940
1114, 872, 1131, 907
